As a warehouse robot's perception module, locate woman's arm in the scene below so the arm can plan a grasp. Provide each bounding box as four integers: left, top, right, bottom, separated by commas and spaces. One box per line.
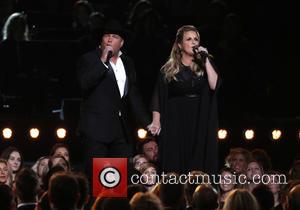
147, 111, 161, 135
196, 46, 218, 90
205, 58, 218, 90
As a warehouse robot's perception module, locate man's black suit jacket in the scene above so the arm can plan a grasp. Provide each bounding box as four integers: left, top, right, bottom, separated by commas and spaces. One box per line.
77, 49, 150, 143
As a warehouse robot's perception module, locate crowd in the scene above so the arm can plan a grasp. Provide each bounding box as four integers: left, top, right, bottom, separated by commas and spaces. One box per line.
1, 142, 300, 210
1, 0, 299, 210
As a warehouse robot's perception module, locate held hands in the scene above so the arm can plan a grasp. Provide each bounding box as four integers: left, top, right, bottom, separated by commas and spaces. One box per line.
147, 120, 161, 136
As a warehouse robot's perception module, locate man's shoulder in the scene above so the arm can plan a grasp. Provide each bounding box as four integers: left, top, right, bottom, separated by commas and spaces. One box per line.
120, 54, 134, 66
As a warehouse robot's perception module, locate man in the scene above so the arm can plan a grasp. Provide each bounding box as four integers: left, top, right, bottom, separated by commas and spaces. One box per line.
77, 19, 150, 170
15, 168, 39, 210
138, 137, 158, 162
48, 172, 79, 210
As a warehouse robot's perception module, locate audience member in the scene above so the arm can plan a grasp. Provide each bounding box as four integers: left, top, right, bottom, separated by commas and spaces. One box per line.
252, 184, 274, 210
193, 184, 219, 210
223, 189, 259, 210
0, 159, 11, 186
286, 184, 300, 210
225, 147, 251, 175
15, 168, 39, 210
1, 146, 23, 182
133, 154, 149, 172
159, 172, 184, 210
137, 137, 158, 163
0, 184, 15, 210
48, 172, 79, 210
127, 184, 147, 200
130, 192, 164, 210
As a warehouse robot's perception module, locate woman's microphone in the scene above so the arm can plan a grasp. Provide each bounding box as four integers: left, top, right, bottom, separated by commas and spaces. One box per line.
192, 46, 213, 61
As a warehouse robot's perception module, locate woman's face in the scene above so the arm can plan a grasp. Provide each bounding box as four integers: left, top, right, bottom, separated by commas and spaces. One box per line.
178, 30, 199, 56
134, 157, 148, 171
267, 175, 280, 194
52, 157, 68, 171
142, 167, 157, 185
54, 147, 69, 162
220, 171, 235, 192
231, 153, 247, 174
8, 151, 21, 172
247, 161, 263, 181
0, 162, 9, 184
37, 158, 49, 177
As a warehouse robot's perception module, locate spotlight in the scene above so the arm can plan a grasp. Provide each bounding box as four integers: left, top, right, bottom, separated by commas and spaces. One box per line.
56, 128, 67, 139
137, 128, 147, 139
271, 129, 282, 141
244, 129, 255, 140
2, 128, 13, 139
29, 128, 40, 139
218, 129, 228, 140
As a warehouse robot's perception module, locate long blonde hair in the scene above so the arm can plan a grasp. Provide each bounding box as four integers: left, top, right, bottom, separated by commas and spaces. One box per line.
161, 25, 204, 81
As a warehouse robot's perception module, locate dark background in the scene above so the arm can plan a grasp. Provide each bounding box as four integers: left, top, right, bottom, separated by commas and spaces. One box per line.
0, 0, 299, 172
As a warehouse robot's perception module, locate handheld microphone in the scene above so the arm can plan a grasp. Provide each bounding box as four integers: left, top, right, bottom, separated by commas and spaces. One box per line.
192, 46, 213, 60
106, 50, 113, 64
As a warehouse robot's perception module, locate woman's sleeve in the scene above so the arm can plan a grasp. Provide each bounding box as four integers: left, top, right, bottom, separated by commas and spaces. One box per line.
209, 58, 222, 93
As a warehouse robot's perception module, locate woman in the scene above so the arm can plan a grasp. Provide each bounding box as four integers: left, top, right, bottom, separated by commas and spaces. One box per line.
133, 154, 149, 172
225, 147, 252, 175
49, 143, 70, 163
223, 188, 259, 210
148, 25, 219, 174
0, 159, 12, 186
32, 156, 50, 187
1, 146, 23, 182
246, 160, 264, 192
140, 163, 158, 191
267, 170, 284, 210
48, 155, 70, 172
219, 167, 236, 208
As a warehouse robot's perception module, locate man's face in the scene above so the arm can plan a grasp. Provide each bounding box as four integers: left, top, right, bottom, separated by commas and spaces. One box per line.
143, 141, 158, 162
101, 33, 124, 55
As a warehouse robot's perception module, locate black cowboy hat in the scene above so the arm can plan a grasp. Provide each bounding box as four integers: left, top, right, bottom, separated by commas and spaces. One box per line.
102, 18, 131, 40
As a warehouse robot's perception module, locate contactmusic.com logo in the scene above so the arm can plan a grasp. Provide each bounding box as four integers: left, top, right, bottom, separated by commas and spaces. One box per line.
93, 158, 127, 197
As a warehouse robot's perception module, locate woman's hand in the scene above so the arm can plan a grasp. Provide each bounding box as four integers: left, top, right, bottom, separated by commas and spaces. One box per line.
197, 46, 208, 53
147, 120, 161, 136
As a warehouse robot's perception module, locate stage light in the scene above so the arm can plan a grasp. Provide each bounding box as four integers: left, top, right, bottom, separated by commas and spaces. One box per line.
56, 128, 67, 139
2, 128, 13, 139
271, 129, 282, 141
244, 129, 255, 140
137, 128, 147, 139
218, 129, 228, 140
29, 128, 40, 139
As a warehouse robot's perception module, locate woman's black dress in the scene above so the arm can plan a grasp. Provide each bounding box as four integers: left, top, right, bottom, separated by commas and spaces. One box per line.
152, 65, 220, 174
